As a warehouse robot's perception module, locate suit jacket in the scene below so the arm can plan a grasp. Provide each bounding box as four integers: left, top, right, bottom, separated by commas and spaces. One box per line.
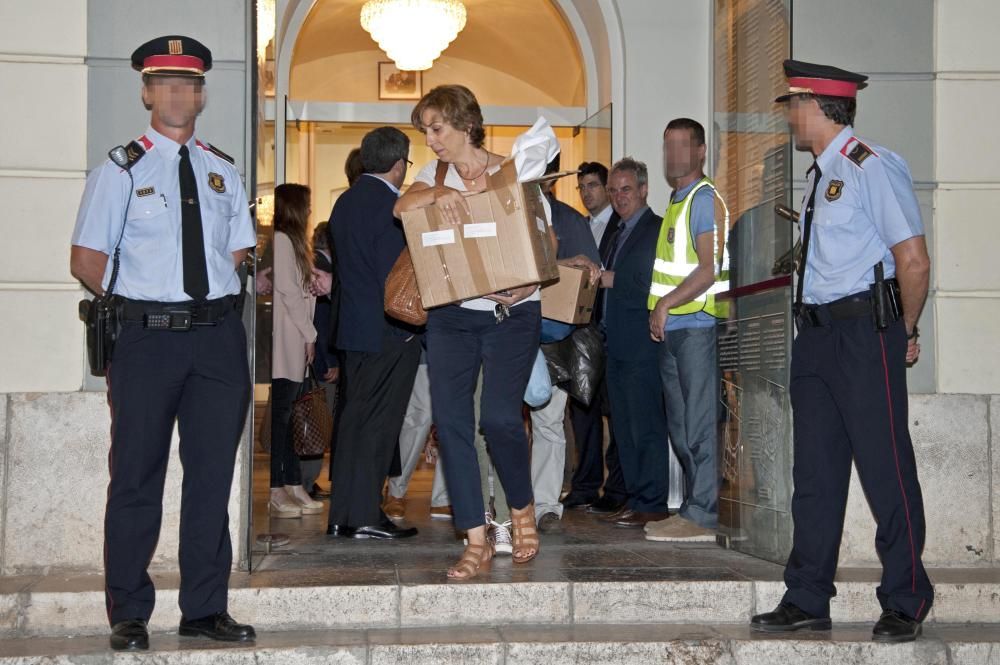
604, 207, 662, 362
328, 175, 409, 353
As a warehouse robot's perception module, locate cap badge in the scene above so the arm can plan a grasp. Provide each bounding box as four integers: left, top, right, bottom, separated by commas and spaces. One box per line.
168, 39, 183, 55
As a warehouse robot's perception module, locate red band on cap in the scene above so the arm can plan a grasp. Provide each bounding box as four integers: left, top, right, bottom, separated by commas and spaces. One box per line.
142, 54, 205, 72
788, 77, 858, 98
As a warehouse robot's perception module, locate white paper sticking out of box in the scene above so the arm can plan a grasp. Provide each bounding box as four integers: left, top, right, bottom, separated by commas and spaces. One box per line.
421, 229, 455, 247
463, 223, 497, 239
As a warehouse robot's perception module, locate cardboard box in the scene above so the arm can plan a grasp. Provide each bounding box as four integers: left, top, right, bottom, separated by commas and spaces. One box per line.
541, 265, 597, 324
400, 160, 561, 308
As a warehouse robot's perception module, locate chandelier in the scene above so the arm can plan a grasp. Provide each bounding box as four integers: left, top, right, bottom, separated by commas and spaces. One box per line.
361, 0, 467, 71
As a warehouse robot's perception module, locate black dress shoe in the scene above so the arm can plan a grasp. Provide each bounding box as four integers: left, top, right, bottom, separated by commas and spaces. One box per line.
326, 524, 357, 537
750, 602, 831, 633
352, 519, 418, 540
600, 507, 633, 522
872, 609, 921, 643
110, 619, 149, 651
587, 495, 626, 515
179, 611, 256, 642
561, 493, 596, 510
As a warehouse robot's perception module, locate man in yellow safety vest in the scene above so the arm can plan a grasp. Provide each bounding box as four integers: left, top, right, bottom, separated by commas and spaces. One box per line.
645, 118, 730, 542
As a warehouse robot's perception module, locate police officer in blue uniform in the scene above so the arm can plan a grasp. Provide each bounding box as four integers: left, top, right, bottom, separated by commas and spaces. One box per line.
70, 36, 257, 651
750, 60, 933, 643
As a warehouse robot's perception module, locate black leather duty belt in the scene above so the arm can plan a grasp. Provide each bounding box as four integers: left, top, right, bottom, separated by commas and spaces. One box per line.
118, 295, 235, 330
795, 293, 873, 329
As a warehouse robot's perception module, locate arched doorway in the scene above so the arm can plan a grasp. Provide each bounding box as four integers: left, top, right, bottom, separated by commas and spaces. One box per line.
250, 0, 625, 569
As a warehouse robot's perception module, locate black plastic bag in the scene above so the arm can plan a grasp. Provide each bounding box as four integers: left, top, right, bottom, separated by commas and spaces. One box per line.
540, 324, 605, 406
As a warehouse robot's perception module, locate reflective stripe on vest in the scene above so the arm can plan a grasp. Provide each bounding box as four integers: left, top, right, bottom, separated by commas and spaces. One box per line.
647, 177, 731, 317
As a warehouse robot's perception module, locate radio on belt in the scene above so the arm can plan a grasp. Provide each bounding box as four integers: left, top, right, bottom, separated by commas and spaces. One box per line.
144, 310, 193, 330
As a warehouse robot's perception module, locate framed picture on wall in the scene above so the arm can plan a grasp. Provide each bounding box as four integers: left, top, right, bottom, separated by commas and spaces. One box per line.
378, 62, 422, 100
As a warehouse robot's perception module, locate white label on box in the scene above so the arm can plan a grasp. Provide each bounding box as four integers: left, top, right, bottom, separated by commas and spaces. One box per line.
421, 229, 456, 247
463, 222, 497, 238
535, 215, 546, 232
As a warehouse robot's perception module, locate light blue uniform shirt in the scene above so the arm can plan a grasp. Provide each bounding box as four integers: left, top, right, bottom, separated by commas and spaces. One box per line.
71, 126, 257, 302
800, 126, 923, 305
665, 179, 719, 331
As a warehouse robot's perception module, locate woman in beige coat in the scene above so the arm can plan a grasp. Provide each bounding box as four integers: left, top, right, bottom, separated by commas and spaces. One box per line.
269, 184, 324, 518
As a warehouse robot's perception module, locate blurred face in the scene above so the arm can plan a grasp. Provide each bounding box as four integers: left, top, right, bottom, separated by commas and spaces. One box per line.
142, 76, 205, 129
577, 173, 609, 215
662, 128, 705, 183
784, 95, 823, 153
607, 170, 647, 220
419, 108, 469, 163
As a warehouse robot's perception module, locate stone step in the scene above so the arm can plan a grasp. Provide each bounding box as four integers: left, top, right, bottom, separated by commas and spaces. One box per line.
3, 568, 999, 638
0, 623, 998, 664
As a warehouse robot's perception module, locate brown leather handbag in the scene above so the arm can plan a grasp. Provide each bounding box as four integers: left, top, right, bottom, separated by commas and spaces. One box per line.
384, 247, 427, 325
384, 160, 450, 326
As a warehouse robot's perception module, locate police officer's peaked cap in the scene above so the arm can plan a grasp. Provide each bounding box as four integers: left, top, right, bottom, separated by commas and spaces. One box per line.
131, 35, 212, 78
775, 59, 868, 103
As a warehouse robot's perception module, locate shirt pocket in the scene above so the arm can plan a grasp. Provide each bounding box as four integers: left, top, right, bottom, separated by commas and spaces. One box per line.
123, 195, 169, 247
813, 181, 860, 227
200, 195, 236, 249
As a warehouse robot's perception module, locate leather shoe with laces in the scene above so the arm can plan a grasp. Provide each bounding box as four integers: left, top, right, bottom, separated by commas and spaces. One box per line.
750, 602, 831, 632
872, 609, 921, 643
110, 619, 149, 651
326, 524, 357, 537
179, 612, 256, 642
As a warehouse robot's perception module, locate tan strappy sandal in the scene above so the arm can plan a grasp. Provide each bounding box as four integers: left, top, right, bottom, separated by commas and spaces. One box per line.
511, 503, 539, 564
447, 542, 494, 580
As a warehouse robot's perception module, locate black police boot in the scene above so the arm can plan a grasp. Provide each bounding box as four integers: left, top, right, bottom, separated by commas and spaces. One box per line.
872, 609, 921, 643
110, 619, 149, 651
750, 602, 832, 632
179, 611, 256, 642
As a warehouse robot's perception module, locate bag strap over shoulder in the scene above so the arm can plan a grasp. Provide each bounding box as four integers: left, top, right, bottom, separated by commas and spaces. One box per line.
434, 159, 448, 187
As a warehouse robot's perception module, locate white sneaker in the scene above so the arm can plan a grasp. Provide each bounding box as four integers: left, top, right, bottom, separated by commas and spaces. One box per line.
269, 488, 301, 519
285, 485, 324, 515
491, 518, 513, 556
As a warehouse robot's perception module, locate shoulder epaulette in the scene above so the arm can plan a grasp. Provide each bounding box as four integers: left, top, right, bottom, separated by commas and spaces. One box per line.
840, 137, 878, 169
197, 140, 235, 165
122, 140, 147, 169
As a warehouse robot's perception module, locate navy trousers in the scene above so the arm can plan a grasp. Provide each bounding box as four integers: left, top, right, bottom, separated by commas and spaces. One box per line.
606, 353, 669, 513
105, 310, 249, 625
426, 302, 540, 531
568, 380, 628, 504
783, 313, 934, 621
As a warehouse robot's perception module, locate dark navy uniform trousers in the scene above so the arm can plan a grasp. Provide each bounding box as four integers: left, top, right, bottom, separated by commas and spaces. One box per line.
783, 306, 933, 621
105, 310, 249, 625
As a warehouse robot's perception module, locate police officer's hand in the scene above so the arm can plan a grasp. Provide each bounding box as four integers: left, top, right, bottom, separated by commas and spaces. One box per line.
649, 300, 669, 342
434, 187, 470, 225
906, 336, 921, 364
305, 342, 315, 366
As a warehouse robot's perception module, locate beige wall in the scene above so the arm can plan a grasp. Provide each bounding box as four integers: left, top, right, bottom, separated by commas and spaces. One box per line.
0, 2, 88, 393
933, 0, 1000, 394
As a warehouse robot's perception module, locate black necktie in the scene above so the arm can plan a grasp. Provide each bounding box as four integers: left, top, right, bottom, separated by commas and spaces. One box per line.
595, 221, 626, 325
794, 161, 823, 310
178, 145, 209, 300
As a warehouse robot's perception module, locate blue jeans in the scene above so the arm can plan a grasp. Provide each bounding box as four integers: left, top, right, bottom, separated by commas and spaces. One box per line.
658, 326, 719, 528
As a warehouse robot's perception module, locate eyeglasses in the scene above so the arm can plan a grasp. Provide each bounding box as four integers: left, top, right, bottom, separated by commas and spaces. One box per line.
405, 159, 414, 167
606, 186, 635, 196
576, 182, 603, 191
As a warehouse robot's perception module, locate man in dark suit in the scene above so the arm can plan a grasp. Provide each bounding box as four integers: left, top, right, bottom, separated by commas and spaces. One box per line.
598, 158, 670, 528
562, 161, 630, 515
325, 127, 421, 539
